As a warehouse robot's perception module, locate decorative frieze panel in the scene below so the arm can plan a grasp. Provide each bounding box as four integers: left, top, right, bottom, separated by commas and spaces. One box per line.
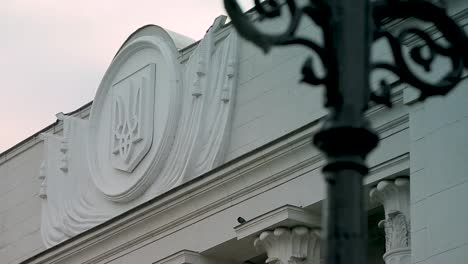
38, 16, 239, 247
56, 114, 69, 173
370, 177, 410, 264
38, 161, 47, 199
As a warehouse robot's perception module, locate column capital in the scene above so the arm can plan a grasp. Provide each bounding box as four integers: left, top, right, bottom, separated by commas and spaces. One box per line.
254, 226, 321, 264
370, 177, 410, 264
370, 177, 410, 218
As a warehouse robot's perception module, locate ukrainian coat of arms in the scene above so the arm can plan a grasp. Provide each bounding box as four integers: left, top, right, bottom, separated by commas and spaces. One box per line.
110, 64, 155, 172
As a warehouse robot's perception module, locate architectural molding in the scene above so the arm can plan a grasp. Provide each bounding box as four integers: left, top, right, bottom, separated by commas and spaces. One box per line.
38, 161, 47, 199
375, 114, 408, 139
23, 112, 409, 263
399, 8, 468, 47
3, 3, 468, 263
366, 153, 409, 186
254, 226, 321, 264
153, 250, 227, 264
87, 26, 182, 202
382, 248, 411, 264
234, 205, 321, 240
38, 17, 240, 247
24, 122, 323, 264
235, 205, 322, 264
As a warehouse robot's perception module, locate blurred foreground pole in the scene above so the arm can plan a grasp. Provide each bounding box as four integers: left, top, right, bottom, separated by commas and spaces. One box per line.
313, 1, 376, 264
224, 0, 467, 263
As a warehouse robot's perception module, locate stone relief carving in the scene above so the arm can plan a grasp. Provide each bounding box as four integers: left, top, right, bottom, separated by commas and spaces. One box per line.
370, 177, 410, 264
110, 64, 155, 172
39, 116, 110, 247
56, 114, 69, 173
378, 212, 410, 251
254, 226, 321, 264
38, 161, 47, 199
38, 16, 239, 247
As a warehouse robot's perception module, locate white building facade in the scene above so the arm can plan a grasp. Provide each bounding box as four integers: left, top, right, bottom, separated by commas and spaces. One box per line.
0, 1, 467, 264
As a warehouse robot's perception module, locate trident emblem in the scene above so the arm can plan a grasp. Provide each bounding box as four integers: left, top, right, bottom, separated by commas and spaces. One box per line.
111, 78, 144, 168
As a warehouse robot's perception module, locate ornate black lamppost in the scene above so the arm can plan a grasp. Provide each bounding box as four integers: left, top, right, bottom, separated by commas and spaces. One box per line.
223, 1, 467, 264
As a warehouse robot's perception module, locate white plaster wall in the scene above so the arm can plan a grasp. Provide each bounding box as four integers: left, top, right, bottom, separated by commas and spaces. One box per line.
226, 10, 327, 160
0, 2, 465, 262
409, 80, 468, 264
92, 168, 327, 264
0, 142, 45, 263
0, 13, 407, 263
407, 8, 468, 262
41, 118, 409, 263
225, 5, 403, 161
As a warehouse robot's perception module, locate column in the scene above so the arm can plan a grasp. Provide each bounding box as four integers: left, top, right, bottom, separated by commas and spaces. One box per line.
254, 226, 321, 264
369, 177, 410, 264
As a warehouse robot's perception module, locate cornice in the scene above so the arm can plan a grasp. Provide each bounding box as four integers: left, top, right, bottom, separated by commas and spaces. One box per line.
0, 105, 91, 166
21, 121, 319, 264
400, 8, 468, 48
234, 205, 321, 240
153, 250, 205, 264
22, 109, 409, 264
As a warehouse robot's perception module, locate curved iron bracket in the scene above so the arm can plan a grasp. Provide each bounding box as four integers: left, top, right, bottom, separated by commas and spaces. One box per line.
224, 0, 468, 108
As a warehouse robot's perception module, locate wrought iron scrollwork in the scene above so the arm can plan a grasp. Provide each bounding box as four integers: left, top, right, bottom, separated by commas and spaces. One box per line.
371, 0, 468, 105
224, 0, 468, 109
224, 0, 343, 108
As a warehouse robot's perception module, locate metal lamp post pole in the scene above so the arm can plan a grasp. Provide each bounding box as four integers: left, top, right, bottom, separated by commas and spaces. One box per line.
313, 1, 374, 264
224, 0, 467, 263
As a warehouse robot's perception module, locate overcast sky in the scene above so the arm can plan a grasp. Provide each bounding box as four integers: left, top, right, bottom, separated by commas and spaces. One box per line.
0, 0, 252, 152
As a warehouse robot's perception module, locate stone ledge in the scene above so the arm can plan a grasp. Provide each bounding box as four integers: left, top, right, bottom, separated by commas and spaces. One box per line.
234, 205, 321, 240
